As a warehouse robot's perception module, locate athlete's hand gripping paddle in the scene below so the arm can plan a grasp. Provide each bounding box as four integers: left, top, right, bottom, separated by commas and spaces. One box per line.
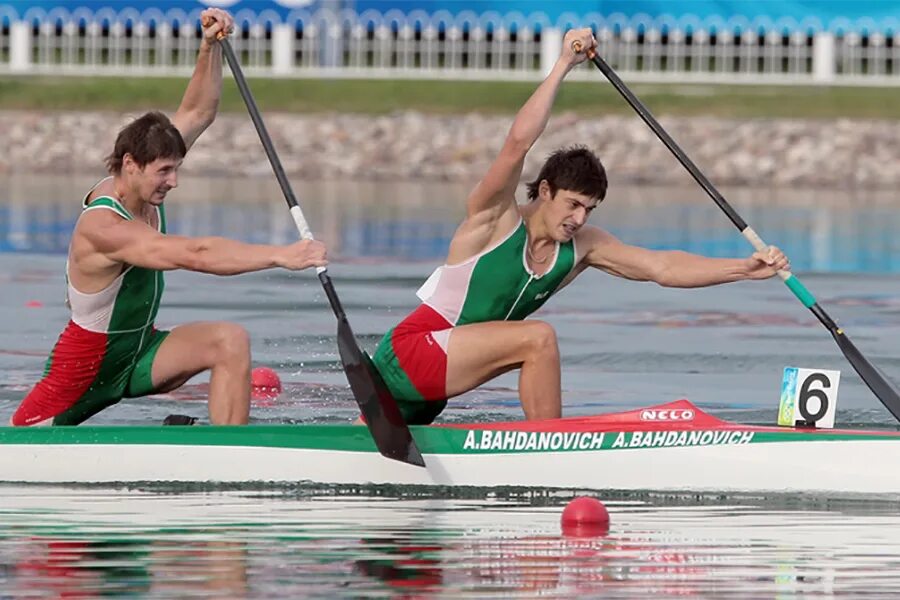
216, 29, 425, 466
572, 39, 900, 423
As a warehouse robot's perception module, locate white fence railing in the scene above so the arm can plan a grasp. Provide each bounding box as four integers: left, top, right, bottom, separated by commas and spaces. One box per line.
1, 8, 899, 86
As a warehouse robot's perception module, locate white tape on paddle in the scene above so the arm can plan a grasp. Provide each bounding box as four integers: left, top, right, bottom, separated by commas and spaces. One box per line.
741, 226, 767, 252
289, 205, 326, 275
289, 205, 313, 240
778, 366, 840, 429
742, 226, 789, 282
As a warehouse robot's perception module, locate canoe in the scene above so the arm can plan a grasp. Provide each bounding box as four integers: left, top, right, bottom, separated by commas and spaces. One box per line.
2, 399, 899, 495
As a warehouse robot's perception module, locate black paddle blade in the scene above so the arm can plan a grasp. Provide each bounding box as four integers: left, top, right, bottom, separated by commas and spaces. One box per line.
337, 318, 426, 467
832, 330, 900, 422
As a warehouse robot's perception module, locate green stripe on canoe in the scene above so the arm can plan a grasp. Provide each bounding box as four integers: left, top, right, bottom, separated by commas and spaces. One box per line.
0, 426, 897, 455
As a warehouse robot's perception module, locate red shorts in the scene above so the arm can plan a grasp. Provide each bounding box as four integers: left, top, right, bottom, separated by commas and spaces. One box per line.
371, 304, 451, 424
12, 320, 168, 426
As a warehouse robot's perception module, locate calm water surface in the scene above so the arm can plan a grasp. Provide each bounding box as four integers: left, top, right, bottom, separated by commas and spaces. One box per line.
1, 175, 900, 596
2, 487, 900, 597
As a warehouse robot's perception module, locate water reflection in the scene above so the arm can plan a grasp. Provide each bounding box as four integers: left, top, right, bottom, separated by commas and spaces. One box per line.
1, 174, 899, 273
8, 537, 248, 597
354, 536, 444, 592
3, 487, 900, 597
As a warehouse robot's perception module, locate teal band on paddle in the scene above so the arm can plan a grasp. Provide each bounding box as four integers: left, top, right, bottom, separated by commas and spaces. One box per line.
784, 274, 816, 308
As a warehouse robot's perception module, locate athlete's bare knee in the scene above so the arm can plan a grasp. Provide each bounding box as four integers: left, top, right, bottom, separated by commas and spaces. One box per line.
211, 322, 250, 363
524, 321, 559, 358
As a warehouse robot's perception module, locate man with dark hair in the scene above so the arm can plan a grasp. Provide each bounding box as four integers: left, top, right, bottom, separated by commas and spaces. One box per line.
370, 28, 789, 424
10, 9, 327, 427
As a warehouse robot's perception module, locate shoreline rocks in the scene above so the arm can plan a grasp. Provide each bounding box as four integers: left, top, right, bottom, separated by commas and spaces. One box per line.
1, 110, 897, 189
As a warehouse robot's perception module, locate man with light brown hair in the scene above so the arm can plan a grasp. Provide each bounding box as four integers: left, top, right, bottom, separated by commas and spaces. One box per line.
11, 9, 327, 426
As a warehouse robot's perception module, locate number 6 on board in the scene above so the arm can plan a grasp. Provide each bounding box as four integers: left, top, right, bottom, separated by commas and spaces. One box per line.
778, 367, 841, 428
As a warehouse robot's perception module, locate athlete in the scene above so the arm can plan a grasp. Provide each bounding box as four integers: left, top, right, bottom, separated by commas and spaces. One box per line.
371, 28, 789, 424
10, 10, 327, 426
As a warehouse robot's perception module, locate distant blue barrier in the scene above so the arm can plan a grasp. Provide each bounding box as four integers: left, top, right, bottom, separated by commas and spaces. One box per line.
0, 3, 897, 85
1, 1, 898, 32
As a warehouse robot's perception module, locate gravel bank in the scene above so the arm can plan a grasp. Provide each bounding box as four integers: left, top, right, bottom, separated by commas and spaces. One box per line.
2, 110, 897, 189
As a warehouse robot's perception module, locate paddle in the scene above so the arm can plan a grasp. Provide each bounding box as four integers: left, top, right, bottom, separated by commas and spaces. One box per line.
219, 38, 425, 465
573, 40, 900, 423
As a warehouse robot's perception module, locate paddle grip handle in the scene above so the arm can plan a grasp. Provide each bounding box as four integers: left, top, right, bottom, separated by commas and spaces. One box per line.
201, 15, 229, 41
741, 226, 791, 282
289, 206, 327, 276
743, 226, 816, 307
572, 39, 597, 59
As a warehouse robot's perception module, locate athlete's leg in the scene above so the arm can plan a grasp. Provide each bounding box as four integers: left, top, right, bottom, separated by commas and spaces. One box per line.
146, 321, 251, 424
12, 321, 127, 426
445, 320, 561, 420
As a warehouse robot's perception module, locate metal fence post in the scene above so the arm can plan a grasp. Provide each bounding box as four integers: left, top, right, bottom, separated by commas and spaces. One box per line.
321, 11, 340, 68
813, 31, 836, 83
540, 27, 562, 76
272, 22, 294, 74
10, 20, 31, 72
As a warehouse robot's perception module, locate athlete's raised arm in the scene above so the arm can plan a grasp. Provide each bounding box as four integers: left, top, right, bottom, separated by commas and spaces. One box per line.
464, 28, 596, 223
171, 8, 234, 151
77, 210, 327, 276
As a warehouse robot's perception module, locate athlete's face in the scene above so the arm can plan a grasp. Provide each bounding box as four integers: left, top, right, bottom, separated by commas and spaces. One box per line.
539, 182, 599, 242
125, 155, 181, 206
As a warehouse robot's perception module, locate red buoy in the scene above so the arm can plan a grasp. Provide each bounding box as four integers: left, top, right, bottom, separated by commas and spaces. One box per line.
250, 366, 282, 400
561, 496, 610, 537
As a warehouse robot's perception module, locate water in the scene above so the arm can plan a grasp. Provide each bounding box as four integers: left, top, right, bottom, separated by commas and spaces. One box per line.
3, 487, 900, 597
4, 175, 900, 273
3, 175, 899, 425
2, 175, 900, 596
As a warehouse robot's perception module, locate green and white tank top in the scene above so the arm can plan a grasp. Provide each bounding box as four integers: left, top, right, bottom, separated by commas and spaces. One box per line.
66, 179, 166, 333
416, 219, 576, 326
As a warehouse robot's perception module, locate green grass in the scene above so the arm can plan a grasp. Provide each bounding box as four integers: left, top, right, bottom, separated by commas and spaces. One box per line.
0, 76, 897, 119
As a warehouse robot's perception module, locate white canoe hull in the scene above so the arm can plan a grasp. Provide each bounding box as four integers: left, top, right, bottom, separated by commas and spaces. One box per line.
2, 400, 898, 495
2, 438, 899, 495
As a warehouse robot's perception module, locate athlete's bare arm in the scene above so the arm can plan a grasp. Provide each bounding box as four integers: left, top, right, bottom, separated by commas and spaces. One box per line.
73, 210, 327, 282
447, 29, 596, 262
171, 8, 234, 151
577, 226, 790, 287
